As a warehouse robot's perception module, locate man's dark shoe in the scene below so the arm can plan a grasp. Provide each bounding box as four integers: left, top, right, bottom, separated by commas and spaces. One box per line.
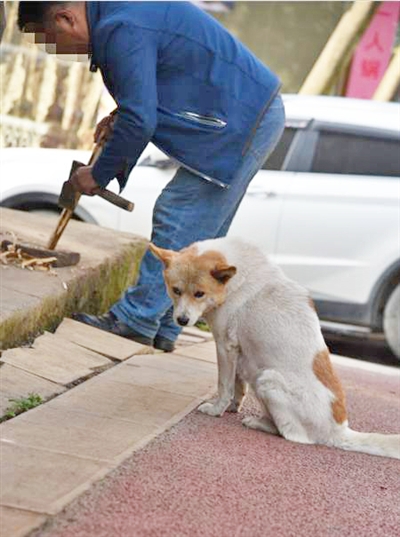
72, 312, 154, 347
154, 335, 175, 353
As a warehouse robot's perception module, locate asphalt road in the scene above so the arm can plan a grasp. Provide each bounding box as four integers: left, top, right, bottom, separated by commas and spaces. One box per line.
324, 333, 399, 367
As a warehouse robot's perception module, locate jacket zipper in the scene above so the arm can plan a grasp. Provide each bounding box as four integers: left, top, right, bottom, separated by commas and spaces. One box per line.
155, 145, 229, 189
175, 111, 227, 129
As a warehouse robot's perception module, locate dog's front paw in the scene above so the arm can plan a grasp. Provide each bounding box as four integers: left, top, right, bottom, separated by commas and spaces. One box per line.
226, 398, 246, 413
198, 401, 227, 417
226, 401, 240, 413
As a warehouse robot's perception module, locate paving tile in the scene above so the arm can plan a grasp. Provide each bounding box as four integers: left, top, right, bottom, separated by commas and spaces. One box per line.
0, 395, 15, 418
182, 326, 214, 340
176, 333, 206, 346
124, 352, 215, 372
174, 340, 217, 363
0, 405, 157, 462
0, 286, 41, 319
1, 332, 111, 385
55, 318, 153, 361
109, 354, 216, 397
0, 363, 65, 415
0, 441, 106, 514
46, 376, 196, 427
0, 363, 65, 416
0, 506, 46, 537
0, 264, 65, 299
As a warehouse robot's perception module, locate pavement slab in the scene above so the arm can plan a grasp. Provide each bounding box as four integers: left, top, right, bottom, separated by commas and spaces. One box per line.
29, 361, 400, 537
114, 353, 216, 397
0, 441, 107, 515
1, 332, 112, 385
54, 318, 153, 361
46, 362, 211, 427
0, 363, 65, 416
0, 506, 46, 537
0, 405, 157, 462
0, 348, 217, 530
174, 340, 217, 363
0, 286, 42, 317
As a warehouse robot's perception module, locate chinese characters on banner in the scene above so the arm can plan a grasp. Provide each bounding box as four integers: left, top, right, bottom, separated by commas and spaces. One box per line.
346, 1, 400, 99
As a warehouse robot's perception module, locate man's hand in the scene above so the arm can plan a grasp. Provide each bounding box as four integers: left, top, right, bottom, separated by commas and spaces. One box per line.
69, 166, 98, 196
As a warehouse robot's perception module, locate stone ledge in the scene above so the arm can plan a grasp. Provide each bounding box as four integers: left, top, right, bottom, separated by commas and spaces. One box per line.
0, 208, 147, 350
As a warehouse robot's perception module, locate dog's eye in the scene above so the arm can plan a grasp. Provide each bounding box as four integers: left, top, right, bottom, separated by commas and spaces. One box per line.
194, 291, 205, 298
172, 287, 182, 296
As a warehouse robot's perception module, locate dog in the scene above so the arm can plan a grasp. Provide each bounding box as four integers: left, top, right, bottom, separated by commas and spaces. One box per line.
149, 237, 400, 459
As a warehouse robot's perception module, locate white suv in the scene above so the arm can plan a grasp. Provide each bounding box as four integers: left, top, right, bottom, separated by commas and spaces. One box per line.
1, 95, 400, 358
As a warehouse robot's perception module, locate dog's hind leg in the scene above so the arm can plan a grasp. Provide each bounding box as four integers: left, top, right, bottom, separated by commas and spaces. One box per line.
242, 415, 279, 435
227, 374, 248, 413
255, 369, 313, 445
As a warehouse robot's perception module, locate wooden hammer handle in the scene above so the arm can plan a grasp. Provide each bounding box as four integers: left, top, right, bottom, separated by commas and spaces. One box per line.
47, 127, 108, 250
93, 187, 134, 212
47, 116, 128, 250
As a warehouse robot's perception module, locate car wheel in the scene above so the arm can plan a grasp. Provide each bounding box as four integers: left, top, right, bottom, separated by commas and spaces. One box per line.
1, 193, 96, 224
26, 208, 60, 218
383, 284, 400, 360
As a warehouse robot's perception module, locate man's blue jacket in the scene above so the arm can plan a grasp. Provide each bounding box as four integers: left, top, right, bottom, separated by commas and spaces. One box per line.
87, 1, 281, 190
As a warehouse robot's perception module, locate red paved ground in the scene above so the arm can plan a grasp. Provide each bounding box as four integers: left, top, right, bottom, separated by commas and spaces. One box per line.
34, 364, 400, 537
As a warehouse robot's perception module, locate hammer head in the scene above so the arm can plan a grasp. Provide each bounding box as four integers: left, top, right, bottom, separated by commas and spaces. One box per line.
58, 160, 85, 211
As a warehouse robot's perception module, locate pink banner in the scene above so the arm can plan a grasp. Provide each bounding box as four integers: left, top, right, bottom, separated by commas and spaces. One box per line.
346, 1, 400, 99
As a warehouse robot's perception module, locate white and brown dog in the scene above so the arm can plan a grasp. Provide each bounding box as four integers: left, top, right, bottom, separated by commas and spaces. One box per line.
150, 237, 400, 459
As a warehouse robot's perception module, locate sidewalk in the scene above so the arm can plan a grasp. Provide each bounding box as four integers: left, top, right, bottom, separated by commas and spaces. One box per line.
0, 328, 217, 537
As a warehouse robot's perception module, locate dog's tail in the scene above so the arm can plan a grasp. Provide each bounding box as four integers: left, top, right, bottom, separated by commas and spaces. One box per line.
334, 428, 400, 459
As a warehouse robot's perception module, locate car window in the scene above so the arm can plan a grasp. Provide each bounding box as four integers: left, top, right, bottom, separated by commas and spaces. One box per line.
311, 130, 400, 177
262, 127, 297, 170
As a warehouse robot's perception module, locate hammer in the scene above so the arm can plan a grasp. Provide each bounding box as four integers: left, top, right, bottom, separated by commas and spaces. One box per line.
47, 125, 134, 250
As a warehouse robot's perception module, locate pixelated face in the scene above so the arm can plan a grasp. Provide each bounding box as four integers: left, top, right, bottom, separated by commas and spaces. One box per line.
30, 27, 88, 55
25, 6, 90, 55
149, 244, 236, 327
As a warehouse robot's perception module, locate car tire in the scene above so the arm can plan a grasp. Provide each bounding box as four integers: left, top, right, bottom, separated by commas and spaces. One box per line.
1, 193, 97, 224
383, 284, 400, 360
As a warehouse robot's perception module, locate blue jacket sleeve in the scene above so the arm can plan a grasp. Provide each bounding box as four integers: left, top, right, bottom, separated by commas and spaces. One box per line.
92, 25, 158, 190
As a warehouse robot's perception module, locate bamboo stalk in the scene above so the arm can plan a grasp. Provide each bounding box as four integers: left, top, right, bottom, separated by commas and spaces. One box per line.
373, 46, 400, 102
299, 1, 380, 95
0, 2, 6, 42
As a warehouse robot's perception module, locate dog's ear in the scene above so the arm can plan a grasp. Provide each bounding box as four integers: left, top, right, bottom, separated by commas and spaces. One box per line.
211, 265, 237, 284
148, 243, 176, 268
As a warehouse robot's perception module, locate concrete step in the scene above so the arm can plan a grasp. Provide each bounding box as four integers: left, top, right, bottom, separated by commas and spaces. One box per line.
0, 208, 147, 350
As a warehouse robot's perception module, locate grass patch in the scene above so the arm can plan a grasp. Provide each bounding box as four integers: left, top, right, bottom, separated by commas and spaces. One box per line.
2, 393, 43, 420
195, 320, 211, 332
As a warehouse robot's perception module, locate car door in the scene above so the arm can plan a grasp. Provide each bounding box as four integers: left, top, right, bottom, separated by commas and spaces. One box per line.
228, 125, 300, 257
274, 126, 400, 305
117, 145, 178, 238
118, 128, 298, 250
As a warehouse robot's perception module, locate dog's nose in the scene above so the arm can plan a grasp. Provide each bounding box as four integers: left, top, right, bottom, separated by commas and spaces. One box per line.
177, 315, 189, 326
